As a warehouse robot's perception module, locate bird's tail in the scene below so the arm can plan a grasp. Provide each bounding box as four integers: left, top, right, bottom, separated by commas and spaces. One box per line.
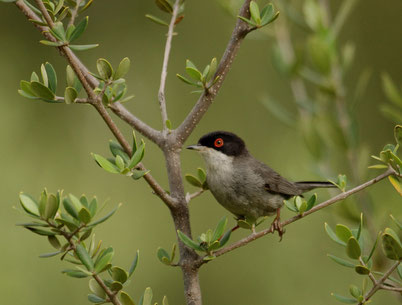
295, 181, 336, 192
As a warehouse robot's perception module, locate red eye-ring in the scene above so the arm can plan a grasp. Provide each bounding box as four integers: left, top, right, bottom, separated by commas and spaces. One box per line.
214, 138, 224, 147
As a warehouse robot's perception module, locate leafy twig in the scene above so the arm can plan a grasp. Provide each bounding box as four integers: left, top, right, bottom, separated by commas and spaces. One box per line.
201, 168, 396, 263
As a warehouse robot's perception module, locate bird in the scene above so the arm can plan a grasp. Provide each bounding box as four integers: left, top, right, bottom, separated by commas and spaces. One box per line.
187, 131, 336, 238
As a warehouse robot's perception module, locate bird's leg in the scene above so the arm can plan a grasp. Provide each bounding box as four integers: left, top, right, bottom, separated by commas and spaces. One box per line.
269, 209, 285, 241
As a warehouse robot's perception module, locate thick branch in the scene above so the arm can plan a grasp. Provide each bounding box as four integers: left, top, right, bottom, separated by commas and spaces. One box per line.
158, 0, 181, 131
175, 0, 252, 144
202, 168, 395, 262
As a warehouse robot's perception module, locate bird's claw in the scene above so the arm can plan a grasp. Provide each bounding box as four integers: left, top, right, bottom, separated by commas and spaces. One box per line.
270, 210, 285, 241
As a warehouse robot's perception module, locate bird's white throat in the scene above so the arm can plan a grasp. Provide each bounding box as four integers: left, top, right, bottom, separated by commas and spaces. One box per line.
198, 147, 234, 174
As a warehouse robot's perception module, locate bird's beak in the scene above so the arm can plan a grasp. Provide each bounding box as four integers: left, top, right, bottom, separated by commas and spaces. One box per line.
186, 144, 203, 151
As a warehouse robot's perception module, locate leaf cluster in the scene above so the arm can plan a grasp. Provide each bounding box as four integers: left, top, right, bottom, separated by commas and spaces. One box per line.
284, 193, 317, 215
370, 125, 402, 195
92, 132, 148, 180
238, 1, 279, 29
185, 167, 208, 190
326, 214, 402, 304
92, 57, 134, 105
176, 58, 219, 93
177, 217, 231, 260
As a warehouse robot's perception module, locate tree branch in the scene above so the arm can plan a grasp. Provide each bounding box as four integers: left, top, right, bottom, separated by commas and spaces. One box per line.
16, 0, 175, 209
108, 102, 163, 145
158, 0, 180, 132
68, 0, 82, 27
200, 168, 396, 263
174, 0, 252, 144
359, 261, 401, 305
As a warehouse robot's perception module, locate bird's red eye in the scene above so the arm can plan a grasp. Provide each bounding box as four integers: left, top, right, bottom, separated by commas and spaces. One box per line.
214, 138, 224, 147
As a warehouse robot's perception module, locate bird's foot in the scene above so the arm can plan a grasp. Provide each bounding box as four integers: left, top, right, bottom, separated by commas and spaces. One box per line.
269, 210, 285, 241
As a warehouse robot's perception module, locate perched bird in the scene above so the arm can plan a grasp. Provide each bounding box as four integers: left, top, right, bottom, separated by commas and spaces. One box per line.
187, 131, 336, 238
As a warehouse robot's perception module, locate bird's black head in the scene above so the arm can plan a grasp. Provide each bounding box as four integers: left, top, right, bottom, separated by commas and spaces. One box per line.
188, 131, 247, 157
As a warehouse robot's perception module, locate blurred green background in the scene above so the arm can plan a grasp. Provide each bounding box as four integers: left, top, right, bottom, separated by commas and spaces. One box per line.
0, 1, 401, 304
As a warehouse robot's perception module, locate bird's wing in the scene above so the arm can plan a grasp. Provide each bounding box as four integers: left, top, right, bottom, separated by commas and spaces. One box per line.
254, 160, 301, 197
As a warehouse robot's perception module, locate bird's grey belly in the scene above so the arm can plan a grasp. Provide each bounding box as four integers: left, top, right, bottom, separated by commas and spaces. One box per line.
207, 171, 284, 220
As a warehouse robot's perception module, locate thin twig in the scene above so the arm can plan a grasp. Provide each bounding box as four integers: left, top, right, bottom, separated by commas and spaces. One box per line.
158, 0, 180, 132
175, 0, 252, 145
68, 0, 82, 27
359, 261, 401, 305
199, 168, 395, 263
186, 189, 205, 203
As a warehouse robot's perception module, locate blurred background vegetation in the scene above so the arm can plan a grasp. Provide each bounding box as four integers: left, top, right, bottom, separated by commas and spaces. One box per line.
0, 0, 401, 304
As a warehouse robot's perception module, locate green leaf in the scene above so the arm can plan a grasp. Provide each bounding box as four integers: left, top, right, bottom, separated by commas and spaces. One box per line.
78, 207, 92, 224
162, 296, 169, 305
89, 279, 106, 299
397, 264, 402, 280
109, 140, 129, 162
92, 153, 120, 173
197, 167, 206, 183
89, 204, 121, 227
45, 62, 57, 93
30, 81, 56, 100
111, 266, 128, 283
69, 44, 99, 51
64, 86, 78, 104
261, 4, 274, 24
355, 265, 370, 275
346, 236, 361, 259
128, 250, 139, 277
50, 22, 66, 41
284, 199, 298, 212
388, 175, 402, 196
40, 63, 49, 87
120, 291, 135, 305
132, 170, 149, 180
325, 223, 346, 246
157, 247, 171, 265
63, 197, 79, 219
177, 230, 203, 251
186, 64, 202, 82
145, 14, 169, 26
390, 214, 402, 230
382, 228, 402, 260
155, 0, 173, 13
48, 235, 61, 249
69, 16, 88, 42
206, 58, 217, 83
185, 174, 202, 188
39, 250, 62, 258
212, 216, 227, 241
368, 164, 388, 169
66, 65, 82, 92
336, 224, 353, 243
45, 194, 59, 219
128, 141, 145, 169
62, 269, 89, 278
305, 193, 317, 211
26, 226, 56, 236
249, 1, 261, 25
88, 294, 105, 304
94, 247, 114, 274
142, 287, 153, 305
356, 213, 363, 240
19, 193, 39, 216
327, 254, 355, 268
114, 57, 130, 80
219, 230, 231, 247
176, 73, 199, 86
97, 58, 114, 80
76, 244, 94, 271
349, 285, 361, 299
238, 16, 256, 27
19, 80, 37, 99
331, 293, 357, 304
394, 125, 402, 145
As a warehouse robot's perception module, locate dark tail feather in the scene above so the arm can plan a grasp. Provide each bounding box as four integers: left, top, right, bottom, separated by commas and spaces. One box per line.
295, 181, 336, 192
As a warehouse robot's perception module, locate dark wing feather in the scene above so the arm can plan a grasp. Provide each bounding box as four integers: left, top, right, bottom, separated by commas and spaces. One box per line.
254, 160, 302, 197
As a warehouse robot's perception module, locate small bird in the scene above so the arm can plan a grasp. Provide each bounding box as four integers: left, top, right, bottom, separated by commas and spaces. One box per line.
187, 131, 336, 238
